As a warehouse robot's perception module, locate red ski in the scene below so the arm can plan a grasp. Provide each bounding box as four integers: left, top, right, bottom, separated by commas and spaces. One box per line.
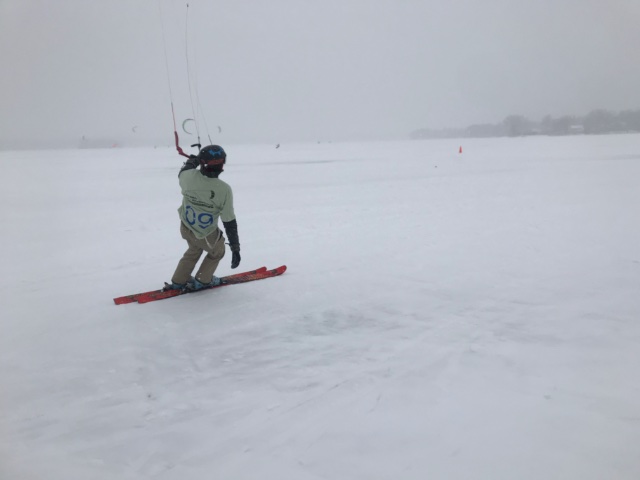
114, 266, 286, 305
113, 266, 269, 305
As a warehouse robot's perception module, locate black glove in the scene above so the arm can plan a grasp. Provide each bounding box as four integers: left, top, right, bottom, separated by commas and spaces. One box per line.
223, 219, 241, 268
231, 249, 241, 269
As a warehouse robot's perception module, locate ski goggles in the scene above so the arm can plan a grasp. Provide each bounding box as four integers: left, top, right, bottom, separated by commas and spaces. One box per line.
202, 157, 225, 166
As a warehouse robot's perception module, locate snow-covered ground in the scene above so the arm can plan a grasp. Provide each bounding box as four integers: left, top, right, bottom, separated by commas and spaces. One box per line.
1, 135, 639, 480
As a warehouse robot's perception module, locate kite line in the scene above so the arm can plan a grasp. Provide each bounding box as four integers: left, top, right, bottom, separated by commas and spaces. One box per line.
158, 1, 215, 157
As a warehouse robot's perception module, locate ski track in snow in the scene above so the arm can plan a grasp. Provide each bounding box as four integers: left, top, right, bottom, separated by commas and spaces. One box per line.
1, 136, 640, 479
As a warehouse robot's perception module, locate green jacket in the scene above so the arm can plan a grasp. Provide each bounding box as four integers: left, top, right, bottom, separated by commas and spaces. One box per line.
177, 169, 236, 239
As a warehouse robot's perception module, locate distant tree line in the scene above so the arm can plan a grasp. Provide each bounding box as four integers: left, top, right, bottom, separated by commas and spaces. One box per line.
410, 108, 640, 140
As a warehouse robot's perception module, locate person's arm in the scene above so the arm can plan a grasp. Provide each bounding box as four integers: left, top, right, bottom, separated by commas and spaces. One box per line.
222, 219, 241, 269
178, 155, 199, 176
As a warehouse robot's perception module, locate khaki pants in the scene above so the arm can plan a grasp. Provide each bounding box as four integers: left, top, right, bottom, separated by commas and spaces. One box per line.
171, 222, 226, 284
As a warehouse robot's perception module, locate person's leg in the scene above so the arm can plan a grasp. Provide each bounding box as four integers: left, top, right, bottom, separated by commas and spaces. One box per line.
195, 230, 226, 284
171, 223, 204, 284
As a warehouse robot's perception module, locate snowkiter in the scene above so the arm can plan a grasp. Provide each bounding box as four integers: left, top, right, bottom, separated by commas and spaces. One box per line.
166, 145, 241, 291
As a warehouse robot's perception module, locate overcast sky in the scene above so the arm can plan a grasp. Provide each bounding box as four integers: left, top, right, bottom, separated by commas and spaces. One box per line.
2, 0, 640, 148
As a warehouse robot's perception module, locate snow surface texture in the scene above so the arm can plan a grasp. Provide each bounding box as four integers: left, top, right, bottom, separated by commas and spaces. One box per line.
1, 136, 639, 480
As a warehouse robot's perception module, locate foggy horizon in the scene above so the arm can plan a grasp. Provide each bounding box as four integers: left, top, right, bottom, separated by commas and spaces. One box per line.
2, 0, 640, 150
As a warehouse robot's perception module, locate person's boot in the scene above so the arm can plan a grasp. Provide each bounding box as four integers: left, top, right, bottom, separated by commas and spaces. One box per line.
162, 276, 194, 292
185, 276, 221, 291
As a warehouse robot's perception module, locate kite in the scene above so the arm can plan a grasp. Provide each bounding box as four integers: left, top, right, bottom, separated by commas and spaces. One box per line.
182, 118, 195, 135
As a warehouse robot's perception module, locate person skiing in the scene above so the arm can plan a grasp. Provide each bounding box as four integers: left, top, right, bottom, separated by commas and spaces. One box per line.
165, 145, 241, 291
